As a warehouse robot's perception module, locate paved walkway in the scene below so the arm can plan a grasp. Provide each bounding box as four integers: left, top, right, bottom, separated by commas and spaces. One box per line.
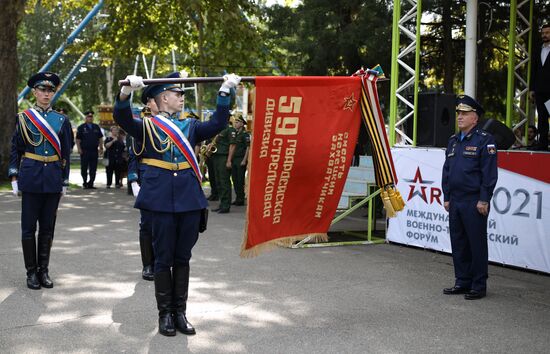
1, 174, 549, 353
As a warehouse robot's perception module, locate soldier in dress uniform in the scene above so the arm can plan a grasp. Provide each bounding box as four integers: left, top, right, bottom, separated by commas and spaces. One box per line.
114, 72, 240, 336
8, 72, 72, 290
211, 121, 235, 213
76, 110, 104, 189
228, 114, 250, 206
442, 95, 498, 300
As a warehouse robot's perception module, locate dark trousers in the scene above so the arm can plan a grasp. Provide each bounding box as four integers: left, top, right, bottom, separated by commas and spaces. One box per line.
535, 92, 549, 150
106, 162, 123, 187
151, 210, 201, 273
81, 150, 98, 186
206, 157, 218, 198
212, 154, 231, 210
449, 199, 489, 292
231, 157, 246, 203
21, 192, 61, 241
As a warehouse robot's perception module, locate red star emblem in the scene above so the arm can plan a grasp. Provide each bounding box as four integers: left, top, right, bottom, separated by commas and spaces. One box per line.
343, 93, 357, 111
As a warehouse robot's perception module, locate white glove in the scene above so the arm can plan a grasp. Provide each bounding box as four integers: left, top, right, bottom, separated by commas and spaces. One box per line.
180, 69, 189, 78
62, 186, 67, 196
131, 181, 140, 197
121, 75, 145, 96
11, 180, 18, 196
219, 73, 241, 94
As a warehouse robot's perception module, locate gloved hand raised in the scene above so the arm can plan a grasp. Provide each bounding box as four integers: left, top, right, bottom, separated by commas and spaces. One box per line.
219, 73, 241, 94
121, 75, 145, 96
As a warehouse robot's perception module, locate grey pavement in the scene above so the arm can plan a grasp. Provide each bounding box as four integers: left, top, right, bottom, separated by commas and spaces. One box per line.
1, 173, 550, 353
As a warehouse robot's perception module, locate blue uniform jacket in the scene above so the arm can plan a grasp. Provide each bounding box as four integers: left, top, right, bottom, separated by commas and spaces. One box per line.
76, 122, 103, 151
113, 94, 230, 213
8, 108, 72, 193
127, 137, 143, 184
442, 126, 498, 203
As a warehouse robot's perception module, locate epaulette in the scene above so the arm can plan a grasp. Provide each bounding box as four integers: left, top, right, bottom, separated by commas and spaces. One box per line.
475, 128, 488, 137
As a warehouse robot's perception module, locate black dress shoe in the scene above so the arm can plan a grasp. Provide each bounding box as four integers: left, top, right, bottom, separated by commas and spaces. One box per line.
232, 201, 245, 206
38, 270, 54, 288
26, 273, 41, 290
142, 265, 154, 281
174, 312, 196, 335
207, 195, 219, 201
443, 286, 470, 295
217, 209, 230, 214
211, 208, 221, 212
158, 313, 176, 336
464, 290, 486, 300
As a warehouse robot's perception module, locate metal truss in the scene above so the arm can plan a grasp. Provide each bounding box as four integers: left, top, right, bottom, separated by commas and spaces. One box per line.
507, 0, 534, 131
389, 0, 422, 146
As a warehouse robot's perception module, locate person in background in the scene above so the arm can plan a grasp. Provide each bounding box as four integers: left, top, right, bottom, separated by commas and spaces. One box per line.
76, 110, 104, 189
104, 126, 126, 188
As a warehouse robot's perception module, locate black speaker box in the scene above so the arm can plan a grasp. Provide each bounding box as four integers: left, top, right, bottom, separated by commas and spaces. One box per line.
480, 118, 515, 150
406, 93, 456, 147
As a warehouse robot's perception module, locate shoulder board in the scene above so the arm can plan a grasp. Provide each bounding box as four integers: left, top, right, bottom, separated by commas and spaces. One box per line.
475, 129, 488, 137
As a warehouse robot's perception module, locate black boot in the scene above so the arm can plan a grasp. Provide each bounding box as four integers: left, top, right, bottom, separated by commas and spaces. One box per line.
139, 231, 154, 281
154, 271, 176, 336
22, 238, 40, 290
173, 264, 196, 335
37, 236, 54, 288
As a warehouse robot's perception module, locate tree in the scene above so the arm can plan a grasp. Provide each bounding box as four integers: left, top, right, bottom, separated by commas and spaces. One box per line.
0, 0, 26, 182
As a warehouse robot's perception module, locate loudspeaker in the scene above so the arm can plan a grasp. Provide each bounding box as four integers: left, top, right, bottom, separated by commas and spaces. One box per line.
406, 93, 456, 147
480, 118, 515, 150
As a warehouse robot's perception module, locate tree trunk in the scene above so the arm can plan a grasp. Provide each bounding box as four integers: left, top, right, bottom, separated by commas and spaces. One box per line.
442, 0, 455, 93
0, 0, 26, 182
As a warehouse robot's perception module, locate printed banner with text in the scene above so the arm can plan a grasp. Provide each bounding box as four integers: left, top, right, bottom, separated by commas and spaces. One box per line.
241, 77, 362, 257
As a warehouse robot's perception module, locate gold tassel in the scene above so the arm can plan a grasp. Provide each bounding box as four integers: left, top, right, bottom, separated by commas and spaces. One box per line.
387, 188, 402, 212
395, 189, 406, 209
381, 189, 396, 218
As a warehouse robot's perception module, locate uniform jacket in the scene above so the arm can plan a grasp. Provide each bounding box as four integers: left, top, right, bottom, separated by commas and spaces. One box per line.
76, 122, 103, 151
530, 44, 550, 94
231, 128, 250, 157
442, 126, 498, 203
213, 126, 235, 155
113, 94, 230, 213
8, 107, 72, 193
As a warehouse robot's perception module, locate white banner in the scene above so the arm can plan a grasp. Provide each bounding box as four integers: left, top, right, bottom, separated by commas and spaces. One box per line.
387, 148, 550, 274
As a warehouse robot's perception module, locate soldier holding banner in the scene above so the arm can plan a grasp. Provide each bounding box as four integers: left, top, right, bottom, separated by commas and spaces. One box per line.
442, 95, 498, 300
114, 72, 240, 336
8, 72, 72, 290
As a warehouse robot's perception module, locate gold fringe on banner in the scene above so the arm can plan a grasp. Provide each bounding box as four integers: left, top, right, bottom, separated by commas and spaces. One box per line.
355, 67, 405, 217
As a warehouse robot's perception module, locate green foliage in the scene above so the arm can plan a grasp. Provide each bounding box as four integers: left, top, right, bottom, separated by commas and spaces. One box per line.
265, 0, 394, 76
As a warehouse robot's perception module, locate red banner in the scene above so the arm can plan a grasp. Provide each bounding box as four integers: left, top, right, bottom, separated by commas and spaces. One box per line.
241, 77, 362, 257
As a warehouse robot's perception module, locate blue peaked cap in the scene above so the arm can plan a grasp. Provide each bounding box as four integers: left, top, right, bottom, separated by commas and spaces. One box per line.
142, 72, 184, 103
27, 71, 60, 89
456, 94, 484, 116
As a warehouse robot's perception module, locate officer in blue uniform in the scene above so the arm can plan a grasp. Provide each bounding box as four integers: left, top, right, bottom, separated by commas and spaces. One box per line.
126, 85, 159, 281
442, 95, 498, 300
114, 72, 240, 336
76, 110, 104, 189
8, 72, 72, 290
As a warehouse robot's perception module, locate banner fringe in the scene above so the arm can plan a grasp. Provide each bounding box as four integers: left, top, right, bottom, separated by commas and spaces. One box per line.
240, 233, 328, 258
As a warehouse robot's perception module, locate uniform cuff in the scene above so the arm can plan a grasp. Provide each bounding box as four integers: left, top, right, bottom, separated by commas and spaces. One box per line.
63, 179, 69, 187
115, 95, 131, 109
127, 172, 139, 182
216, 94, 231, 106
8, 167, 18, 177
